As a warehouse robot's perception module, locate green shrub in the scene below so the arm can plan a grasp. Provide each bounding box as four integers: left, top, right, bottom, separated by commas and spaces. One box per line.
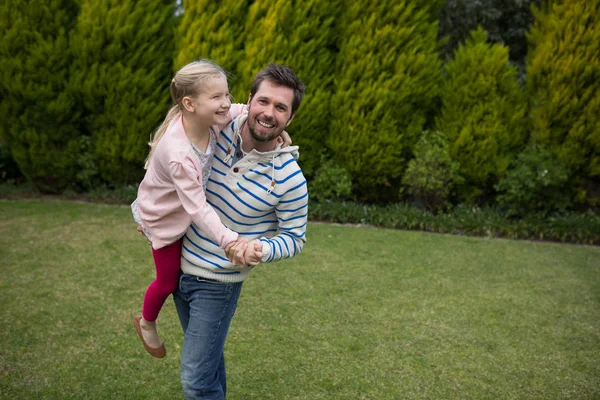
401, 130, 463, 212
0, 0, 81, 192
309, 201, 600, 245
329, 0, 442, 202
0, 142, 22, 183
175, 0, 249, 81
70, 0, 175, 185
435, 26, 528, 203
527, 0, 600, 204
75, 136, 100, 192
495, 145, 572, 217
308, 157, 353, 203
84, 184, 138, 205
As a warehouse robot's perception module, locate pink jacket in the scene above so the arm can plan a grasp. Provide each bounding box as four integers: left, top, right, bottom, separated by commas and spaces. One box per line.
137, 109, 242, 249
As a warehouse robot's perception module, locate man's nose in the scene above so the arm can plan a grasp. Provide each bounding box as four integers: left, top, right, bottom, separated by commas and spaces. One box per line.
263, 105, 274, 118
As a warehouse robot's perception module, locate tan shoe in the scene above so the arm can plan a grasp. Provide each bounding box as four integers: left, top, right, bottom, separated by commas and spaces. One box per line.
133, 314, 166, 358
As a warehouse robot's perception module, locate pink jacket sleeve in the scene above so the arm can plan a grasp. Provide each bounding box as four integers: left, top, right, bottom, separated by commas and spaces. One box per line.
168, 159, 238, 248
230, 103, 247, 119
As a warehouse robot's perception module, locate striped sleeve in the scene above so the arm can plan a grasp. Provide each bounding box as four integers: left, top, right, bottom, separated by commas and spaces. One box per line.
259, 175, 308, 263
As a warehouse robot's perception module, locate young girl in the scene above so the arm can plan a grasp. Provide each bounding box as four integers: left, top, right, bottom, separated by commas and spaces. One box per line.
132, 60, 287, 358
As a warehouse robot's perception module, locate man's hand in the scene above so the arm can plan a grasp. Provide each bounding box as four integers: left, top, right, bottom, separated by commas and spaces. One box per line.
225, 238, 249, 267
244, 240, 263, 266
277, 130, 292, 147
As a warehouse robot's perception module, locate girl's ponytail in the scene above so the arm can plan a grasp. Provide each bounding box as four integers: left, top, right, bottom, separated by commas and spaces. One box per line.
144, 105, 180, 169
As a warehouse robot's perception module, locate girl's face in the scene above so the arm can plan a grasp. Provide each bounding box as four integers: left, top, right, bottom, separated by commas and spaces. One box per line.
184, 74, 231, 126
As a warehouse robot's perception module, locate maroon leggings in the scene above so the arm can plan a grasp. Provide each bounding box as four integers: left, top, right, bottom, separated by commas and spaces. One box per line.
142, 239, 182, 322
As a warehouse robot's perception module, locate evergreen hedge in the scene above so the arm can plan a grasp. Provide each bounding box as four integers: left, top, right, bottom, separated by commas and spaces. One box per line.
329, 0, 442, 202
70, 0, 175, 185
175, 0, 249, 85
310, 201, 600, 245
0, 0, 597, 216
435, 27, 527, 202
527, 0, 600, 205
0, 0, 81, 192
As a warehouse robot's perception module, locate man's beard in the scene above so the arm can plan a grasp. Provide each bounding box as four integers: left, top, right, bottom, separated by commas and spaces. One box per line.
247, 111, 285, 142
248, 122, 282, 143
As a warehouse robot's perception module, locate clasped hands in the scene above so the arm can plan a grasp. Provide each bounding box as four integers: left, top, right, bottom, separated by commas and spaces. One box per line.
136, 225, 261, 268
225, 238, 263, 267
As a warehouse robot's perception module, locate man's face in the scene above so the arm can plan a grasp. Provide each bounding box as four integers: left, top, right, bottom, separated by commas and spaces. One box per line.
247, 80, 295, 143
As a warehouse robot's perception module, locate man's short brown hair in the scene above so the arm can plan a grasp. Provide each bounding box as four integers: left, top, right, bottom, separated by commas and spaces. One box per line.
250, 64, 306, 115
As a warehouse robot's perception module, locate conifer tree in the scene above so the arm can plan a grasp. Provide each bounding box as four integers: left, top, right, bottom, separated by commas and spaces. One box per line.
174, 0, 249, 85
328, 0, 442, 202
435, 27, 527, 202
0, 0, 81, 192
70, 0, 175, 184
527, 0, 600, 202
232, 0, 339, 177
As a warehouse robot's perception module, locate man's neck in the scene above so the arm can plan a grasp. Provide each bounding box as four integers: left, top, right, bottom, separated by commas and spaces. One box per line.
240, 120, 278, 153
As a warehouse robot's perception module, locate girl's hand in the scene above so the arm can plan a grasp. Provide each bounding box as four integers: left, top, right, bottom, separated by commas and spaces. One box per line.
136, 225, 151, 245
277, 131, 292, 147
225, 238, 249, 267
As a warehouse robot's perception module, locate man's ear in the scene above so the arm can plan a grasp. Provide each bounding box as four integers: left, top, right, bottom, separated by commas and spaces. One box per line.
247, 93, 252, 106
182, 96, 194, 113
285, 113, 296, 128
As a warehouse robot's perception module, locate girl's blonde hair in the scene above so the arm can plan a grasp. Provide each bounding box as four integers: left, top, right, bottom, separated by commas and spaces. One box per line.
144, 59, 227, 169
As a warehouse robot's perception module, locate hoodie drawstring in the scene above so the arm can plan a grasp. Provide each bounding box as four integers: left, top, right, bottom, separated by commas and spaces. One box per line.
225, 122, 276, 194
267, 153, 276, 194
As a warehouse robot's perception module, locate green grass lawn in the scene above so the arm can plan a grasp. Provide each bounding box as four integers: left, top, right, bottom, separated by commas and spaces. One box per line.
1, 199, 599, 399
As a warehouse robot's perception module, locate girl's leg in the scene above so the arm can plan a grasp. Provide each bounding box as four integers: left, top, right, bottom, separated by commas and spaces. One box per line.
134, 239, 182, 357
143, 239, 183, 321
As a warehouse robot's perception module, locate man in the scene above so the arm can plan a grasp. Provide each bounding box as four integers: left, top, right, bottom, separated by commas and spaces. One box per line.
173, 63, 307, 399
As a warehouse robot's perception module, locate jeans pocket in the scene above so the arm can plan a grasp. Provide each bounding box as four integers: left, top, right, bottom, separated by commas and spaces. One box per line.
179, 273, 195, 293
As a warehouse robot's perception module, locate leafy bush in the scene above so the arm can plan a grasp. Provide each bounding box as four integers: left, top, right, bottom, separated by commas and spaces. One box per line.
309, 201, 600, 245
84, 184, 138, 205
75, 136, 101, 192
70, 0, 175, 185
0, 0, 81, 192
401, 131, 463, 212
495, 146, 572, 216
329, 0, 442, 202
308, 157, 353, 203
0, 143, 22, 183
435, 26, 528, 202
527, 0, 600, 204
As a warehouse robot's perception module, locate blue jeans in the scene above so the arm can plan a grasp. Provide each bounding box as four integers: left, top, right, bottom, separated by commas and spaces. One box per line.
173, 273, 243, 400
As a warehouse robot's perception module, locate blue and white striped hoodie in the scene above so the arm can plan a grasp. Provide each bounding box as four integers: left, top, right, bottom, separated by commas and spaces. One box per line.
180, 113, 308, 282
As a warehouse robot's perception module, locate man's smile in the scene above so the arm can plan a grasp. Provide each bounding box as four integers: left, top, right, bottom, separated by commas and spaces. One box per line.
257, 119, 275, 128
